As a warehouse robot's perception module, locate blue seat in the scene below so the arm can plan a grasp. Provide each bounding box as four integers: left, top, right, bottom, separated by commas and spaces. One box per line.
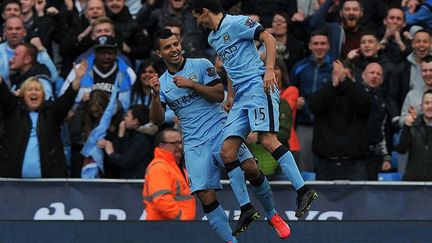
378, 172, 402, 181
301, 172, 316, 181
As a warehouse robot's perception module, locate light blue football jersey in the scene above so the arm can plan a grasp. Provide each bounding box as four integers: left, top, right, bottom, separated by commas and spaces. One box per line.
159, 58, 226, 149
208, 14, 266, 85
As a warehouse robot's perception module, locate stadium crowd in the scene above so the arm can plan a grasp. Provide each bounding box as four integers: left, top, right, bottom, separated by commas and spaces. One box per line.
0, 0, 431, 182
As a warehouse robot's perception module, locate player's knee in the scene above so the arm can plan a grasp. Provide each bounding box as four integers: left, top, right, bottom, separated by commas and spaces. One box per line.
220, 144, 236, 162
258, 132, 280, 152
241, 159, 260, 180
195, 189, 216, 205
221, 137, 243, 161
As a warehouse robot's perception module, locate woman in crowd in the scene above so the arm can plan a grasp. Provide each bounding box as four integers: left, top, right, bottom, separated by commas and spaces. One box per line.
0, 61, 87, 178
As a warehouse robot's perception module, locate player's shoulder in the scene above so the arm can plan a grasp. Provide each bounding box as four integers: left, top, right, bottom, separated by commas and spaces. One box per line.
186, 57, 212, 66
159, 71, 171, 86
159, 71, 169, 80
225, 14, 246, 21
224, 14, 257, 29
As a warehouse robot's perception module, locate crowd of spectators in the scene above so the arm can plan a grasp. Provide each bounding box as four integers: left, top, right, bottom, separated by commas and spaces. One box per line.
0, 0, 431, 181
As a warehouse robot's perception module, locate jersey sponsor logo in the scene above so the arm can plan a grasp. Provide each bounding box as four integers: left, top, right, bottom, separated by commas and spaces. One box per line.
206, 67, 217, 77
245, 18, 255, 28
219, 44, 238, 62
169, 92, 199, 109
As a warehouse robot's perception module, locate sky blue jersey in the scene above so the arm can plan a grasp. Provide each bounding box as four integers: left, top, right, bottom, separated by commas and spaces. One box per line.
208, 14, 266, 85
159, 58, 226, 149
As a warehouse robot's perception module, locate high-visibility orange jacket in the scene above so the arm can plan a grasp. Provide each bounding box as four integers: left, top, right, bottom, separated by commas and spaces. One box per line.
281, 86, 301, 152
142, 147, 196, 220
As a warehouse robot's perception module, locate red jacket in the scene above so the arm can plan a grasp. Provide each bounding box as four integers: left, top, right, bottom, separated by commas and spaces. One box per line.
142, 147, 196, 220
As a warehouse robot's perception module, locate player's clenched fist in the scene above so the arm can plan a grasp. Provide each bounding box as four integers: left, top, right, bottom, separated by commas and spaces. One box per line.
149, 74, 160, 96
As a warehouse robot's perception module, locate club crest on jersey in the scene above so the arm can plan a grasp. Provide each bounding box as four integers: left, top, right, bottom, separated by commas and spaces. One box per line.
206, 67, 217, 77
223, 33, 230, 43
245, 18, 255, 28
188, 73, 198, 82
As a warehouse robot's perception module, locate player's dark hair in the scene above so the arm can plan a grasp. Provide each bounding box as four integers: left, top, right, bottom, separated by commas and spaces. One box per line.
163, 21, 183, 36
191, 0, 222, 14
154, 28, 175, 50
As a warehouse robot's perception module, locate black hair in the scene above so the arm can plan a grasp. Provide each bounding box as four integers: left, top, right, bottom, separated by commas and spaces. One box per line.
423, 89, 432, 101
360, 30, 379, 40
340, 0, 363, 10
131, 58, 162, 106
414, 28, 432, 38
1, 0, 22, 13
154, 28, 175, 50
130, 104, 149, 126
154, 128, 180, 147
422, 55, 432, 64
163, 21, 183, 36
190, 0, 222, 14
386, 6, 406, 22
309, 29, 329, 41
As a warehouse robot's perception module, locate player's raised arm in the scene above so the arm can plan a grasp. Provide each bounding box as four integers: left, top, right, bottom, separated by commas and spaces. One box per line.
149, 74, 165, 126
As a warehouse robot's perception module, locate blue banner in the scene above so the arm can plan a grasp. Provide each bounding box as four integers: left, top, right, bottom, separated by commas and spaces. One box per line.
1, 179, 431, 221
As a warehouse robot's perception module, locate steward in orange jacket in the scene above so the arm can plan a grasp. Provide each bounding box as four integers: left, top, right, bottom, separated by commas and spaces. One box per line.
143, 147, 196, 220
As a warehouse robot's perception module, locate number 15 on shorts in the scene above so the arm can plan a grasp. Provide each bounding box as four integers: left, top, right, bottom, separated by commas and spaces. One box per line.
254, 107, 266, 125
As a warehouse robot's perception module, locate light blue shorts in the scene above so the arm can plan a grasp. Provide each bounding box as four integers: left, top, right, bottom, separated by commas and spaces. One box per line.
223, 77, 280, 141
184, 132, 254, 193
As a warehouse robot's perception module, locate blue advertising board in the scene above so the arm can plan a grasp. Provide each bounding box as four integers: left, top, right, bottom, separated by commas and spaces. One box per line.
1, 179, 431, 221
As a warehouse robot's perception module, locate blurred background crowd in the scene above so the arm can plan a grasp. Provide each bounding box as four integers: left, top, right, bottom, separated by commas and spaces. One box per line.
0, 0, 431, 181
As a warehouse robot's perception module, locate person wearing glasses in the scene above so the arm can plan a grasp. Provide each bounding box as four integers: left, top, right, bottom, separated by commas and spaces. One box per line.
142, 128, 196, 220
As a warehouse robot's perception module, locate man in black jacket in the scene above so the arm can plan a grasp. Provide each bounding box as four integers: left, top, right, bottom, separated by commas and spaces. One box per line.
396, 89, 432, 181
360, 63, 393, 180
309, 60, 371, 180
